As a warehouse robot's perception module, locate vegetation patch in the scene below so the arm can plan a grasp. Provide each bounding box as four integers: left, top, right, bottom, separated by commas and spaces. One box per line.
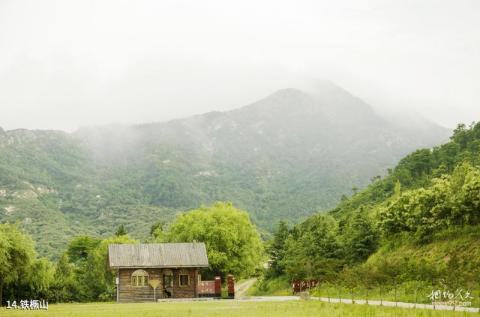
261, 123, 480, 307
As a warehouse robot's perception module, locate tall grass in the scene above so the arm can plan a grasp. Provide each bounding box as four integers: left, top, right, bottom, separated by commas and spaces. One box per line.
247, 276, 291, 296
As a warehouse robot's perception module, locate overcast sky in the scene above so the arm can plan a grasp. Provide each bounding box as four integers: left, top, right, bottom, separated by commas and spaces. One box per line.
0, 0, 479, 131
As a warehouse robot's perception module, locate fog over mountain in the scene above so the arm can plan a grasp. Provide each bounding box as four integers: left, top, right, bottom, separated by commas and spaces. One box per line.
0, 82, 450, 257
1, 0, 479, 131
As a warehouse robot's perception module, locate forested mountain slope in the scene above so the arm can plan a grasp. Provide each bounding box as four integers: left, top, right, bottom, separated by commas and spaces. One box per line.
265, 122, 480, 296
0, 82, 449, 257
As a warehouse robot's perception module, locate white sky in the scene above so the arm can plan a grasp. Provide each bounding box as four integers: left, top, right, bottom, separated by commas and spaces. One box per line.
0, 0, 479, 131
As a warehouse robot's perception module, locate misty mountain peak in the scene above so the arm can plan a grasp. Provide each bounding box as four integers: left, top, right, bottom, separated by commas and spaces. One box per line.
246, 88, 314, 110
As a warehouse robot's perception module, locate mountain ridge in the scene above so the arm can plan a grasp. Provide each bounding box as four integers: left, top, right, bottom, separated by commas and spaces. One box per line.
0, 84, 451, 257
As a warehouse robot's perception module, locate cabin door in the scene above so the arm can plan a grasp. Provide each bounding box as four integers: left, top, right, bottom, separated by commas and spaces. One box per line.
163, 271, 173, 298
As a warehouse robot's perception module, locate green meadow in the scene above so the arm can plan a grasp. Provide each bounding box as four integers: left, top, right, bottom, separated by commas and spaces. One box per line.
0, 301, 476, 317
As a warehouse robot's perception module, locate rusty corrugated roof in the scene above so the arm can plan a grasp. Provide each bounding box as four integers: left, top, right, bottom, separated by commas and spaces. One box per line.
108, 243, 209, 268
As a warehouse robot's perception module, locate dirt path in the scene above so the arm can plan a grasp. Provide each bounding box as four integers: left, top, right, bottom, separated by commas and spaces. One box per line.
235, 278, 257, 299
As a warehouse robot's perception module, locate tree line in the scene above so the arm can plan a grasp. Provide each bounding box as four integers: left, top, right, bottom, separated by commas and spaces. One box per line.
0, 202, 263, 304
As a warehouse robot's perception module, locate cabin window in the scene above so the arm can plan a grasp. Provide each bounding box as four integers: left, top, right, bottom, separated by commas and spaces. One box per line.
179, 274, 189, 286
131, 269, 149, 287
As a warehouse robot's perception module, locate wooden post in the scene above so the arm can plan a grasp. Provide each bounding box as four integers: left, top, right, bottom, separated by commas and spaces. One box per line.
432, 278, 436, 310
337, 285, 341, 303
194, 268, 198, 298
414, 288, 417, 309
394, 278, 397, 307
227, 274, 235, 299
149, 279, 160, 302
116, 270, 119, 303
214, 276, 222, 298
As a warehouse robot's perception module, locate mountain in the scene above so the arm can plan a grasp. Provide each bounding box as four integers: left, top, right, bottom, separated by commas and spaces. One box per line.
0, 82, 450, 257
257, 122, 480, 297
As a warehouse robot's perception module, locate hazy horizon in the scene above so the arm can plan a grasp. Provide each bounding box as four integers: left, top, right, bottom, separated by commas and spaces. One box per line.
0, 82, 455, 133
1, 0, 479, 132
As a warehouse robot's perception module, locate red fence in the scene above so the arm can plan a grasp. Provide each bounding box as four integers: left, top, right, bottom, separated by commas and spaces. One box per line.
198, 281, 216, 296
198, 276, 222, 297
197, 275, 235, 298
292, 280, 319, 294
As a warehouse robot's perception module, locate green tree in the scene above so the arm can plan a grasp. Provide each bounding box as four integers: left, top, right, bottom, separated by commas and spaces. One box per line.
27, 258, 55, 300
81, 235, 137, 301
163, 202, 264, 278
342, 209, 378, 263
393, 180, 402, 198
281, 215, 343, 280
268, 221, 290, 277
67, 236, 101, 264
51, 253, 78, 302
451, 123, 469, 149
150, 220, 166, 241
115, 224, 127, 236
379, 163, 480, 242
0, 223, 36, 304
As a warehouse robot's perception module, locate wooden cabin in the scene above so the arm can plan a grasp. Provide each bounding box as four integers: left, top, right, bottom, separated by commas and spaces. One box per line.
108, 243, 209, 302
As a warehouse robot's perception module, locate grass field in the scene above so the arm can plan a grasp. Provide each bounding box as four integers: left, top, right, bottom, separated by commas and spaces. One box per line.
0, 300, 477, 317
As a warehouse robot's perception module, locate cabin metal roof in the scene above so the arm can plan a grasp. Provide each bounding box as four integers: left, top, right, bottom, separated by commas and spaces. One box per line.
108, 243, 209, 268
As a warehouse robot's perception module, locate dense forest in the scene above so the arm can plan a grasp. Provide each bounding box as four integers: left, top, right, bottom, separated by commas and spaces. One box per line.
258, 122, 480, 303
